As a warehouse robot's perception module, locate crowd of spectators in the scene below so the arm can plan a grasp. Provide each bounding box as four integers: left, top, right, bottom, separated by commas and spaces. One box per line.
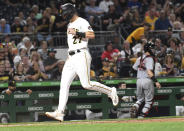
1, 0, 184, 82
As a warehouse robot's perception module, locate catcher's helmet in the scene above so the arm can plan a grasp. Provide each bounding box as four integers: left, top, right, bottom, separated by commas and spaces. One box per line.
144, 41, 155, 56
60, 3, 76, 22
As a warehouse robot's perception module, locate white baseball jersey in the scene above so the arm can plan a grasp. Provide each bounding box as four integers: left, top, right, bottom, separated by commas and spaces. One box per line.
67, 17, 93, 51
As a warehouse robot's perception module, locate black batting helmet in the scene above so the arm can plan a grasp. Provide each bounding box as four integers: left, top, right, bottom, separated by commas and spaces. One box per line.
144, 41, 155, 56
60, 3, 76, 22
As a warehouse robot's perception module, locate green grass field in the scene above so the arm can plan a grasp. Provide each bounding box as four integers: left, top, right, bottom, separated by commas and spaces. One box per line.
0, 118, 184, 131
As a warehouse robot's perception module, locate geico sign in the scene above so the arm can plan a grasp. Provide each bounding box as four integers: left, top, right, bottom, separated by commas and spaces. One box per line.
180, 89, 184, 93
0, 95, 4, 99
120, 103, 134, 107
153, 102, 159, 106
117, 91, 125, 95
157, 89, 172, 94
14, 94, 29, 99
87, 92, 101, 96
69, 92, 78, 96
76, 105, 91, 109
28, 107, 43, 111
38, 93, 54, 98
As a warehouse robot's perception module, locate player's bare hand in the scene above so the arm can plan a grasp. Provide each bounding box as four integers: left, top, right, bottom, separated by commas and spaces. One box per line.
68, 28, 76, 35
6, 89, 12, 95
26, 89, 32, 95
155, 82, 161, 89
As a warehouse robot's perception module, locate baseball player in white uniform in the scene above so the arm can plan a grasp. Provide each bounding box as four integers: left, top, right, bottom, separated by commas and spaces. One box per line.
130, 42, 161, 118
45, 3, 119, 121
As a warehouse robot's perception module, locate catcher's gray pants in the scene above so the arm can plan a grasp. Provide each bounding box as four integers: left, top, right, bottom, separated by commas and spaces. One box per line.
134, 78, 154, 114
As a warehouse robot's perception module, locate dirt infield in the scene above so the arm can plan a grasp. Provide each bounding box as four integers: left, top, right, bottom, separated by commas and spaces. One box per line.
0, 117, 184, 127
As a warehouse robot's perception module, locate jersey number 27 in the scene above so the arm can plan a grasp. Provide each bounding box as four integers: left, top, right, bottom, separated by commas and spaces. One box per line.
73, 29, 82, 44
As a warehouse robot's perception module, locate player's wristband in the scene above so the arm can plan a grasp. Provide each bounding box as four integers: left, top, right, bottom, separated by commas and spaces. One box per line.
76, 31, 85, 38
151, 76, 158, 83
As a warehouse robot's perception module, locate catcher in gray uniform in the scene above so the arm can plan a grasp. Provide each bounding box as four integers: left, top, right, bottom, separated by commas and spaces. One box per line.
130, 41, 161, 118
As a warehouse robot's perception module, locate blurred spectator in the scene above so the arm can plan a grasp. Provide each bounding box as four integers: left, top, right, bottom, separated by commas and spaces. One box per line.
127, 0, 141, 10
169, 13, 176, 27
50, 1, 58, 15
126, 23, 151, 45
43, 48, 59, 79
118, 40, 134, 77
0, 19, 11, 34
154, 38, 166, 64
25, 17, 36, 33
112, 34, 122, 50
20, 36, 34, 56
154, 10, 172, 30
17, 36, 28, 50
175, 3, 184, 23
85, 0, 104, 29
162, 54, 176, 76
3, 0, 21, 7
38, 41, 48, 61
36, 10, 53, 46
30, 52, 45, 72
30, 48, 38, 56
144, 1, 159, 17
13, 46, 27, 66
173, 21, 183, 30
119, 8, 134, 37
119, 0, 128, 12
4, 60, 14, 77
45, 7, 55, 25
99, 58, 118, 79
31, 5, 42, 20
29, 11, 37, 26
144, 8, 158, 30
26, 62, 48, 81
130, 8, 143, 31
112, 0, 123, 14
21, 55, 31, 75
52, 11, 67, 32
159, 27, 173, 47
11, 17, 23, 33
85, 0, 104, 18
102, 4, 123, 31
119, 40, 134, 62
101, 41, 120, 62
178, 28, 184, 43
3, 34, 12, 44
45, 7, 56, 36
167, 38, 182, 67
0, 43, 14, 81
14, 62, 27, 81
18, 11, 27, 26
99, 0, 114, 13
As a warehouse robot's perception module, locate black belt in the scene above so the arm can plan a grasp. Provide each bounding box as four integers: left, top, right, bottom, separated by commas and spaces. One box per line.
69, 49, 81, 56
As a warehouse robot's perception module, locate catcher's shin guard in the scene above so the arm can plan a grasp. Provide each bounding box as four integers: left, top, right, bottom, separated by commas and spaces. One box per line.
130, 106, 138, 118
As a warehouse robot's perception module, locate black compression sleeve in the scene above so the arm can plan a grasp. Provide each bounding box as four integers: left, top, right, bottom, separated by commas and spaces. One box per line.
151, 76, 158, 83
76, 32, 85, 38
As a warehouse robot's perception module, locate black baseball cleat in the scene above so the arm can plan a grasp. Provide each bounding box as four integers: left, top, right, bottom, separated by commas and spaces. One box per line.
130, 106, 138, 118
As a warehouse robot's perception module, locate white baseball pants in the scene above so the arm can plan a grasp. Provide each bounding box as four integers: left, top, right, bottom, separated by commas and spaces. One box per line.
58, 49, 113, 113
